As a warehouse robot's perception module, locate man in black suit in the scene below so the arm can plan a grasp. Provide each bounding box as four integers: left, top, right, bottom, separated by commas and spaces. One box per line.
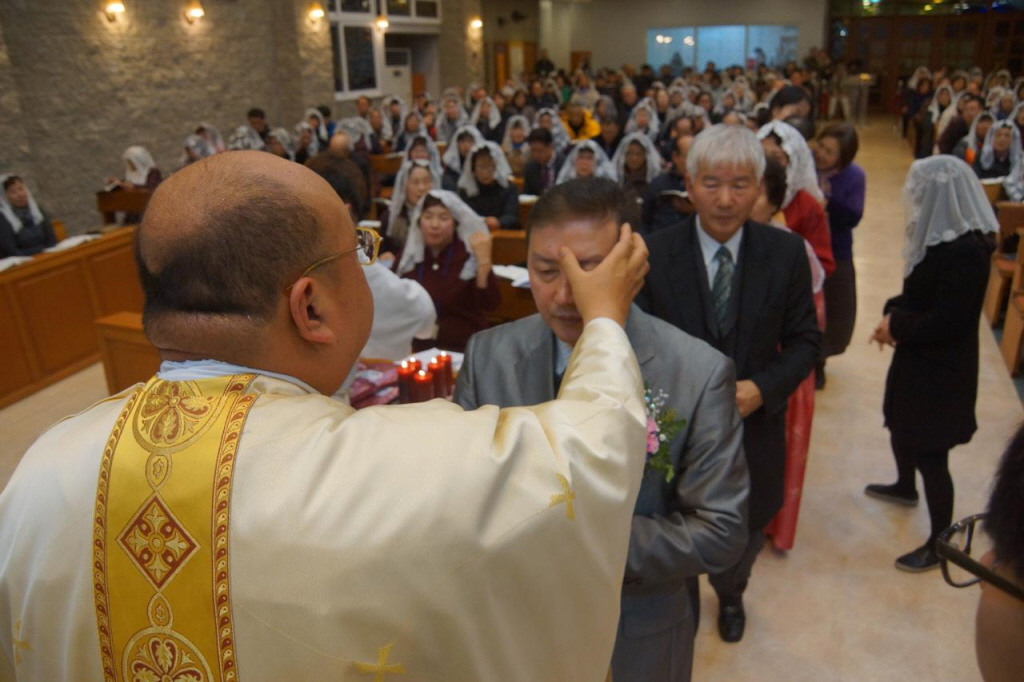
523, 128, 564, 196
636, 124, 821, 644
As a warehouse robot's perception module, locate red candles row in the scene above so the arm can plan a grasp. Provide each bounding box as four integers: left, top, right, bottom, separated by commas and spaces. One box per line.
397, 352, 454, 404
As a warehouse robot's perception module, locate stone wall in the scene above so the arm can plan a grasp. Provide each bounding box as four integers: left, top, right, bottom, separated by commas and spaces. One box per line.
0, 0, 479, 234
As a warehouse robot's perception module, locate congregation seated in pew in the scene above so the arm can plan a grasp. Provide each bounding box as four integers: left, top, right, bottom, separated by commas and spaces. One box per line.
0, 174, 57, 258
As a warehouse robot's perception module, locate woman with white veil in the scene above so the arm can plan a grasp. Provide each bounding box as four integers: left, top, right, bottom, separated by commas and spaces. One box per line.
975, 119, 1021, 182
457, 141, 519, 230
555, 139, 616, 184
611, 131, 662, 200
441, 125, 486, 191
0, 174, 57, 256
437, 93, 469, 145
533, 107, 572, 153
397, 189, 500, 352
383, 159, 440, 254
501, 115, 532, 178
758, 120, 834, 276
469, 96, 504, 143
380, 95, 408, 143
867, 155, 996, 572
624, 99, 660, 142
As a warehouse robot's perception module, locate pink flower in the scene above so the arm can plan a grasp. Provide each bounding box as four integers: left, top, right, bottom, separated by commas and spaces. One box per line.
646, 417, 660, 454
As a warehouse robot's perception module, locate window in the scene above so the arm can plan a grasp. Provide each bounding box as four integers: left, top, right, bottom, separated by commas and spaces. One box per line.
646, 24, 798, 71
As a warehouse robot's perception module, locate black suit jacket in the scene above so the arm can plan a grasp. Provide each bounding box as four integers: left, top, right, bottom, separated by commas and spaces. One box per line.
523, 153, 565, 196
636, 217, 821, 529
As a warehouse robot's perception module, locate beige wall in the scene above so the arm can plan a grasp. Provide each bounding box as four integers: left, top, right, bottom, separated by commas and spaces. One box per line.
0, 0, 479, 235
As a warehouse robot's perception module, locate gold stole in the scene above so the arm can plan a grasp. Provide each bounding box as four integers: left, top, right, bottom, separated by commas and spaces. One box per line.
92, 374, 257, 682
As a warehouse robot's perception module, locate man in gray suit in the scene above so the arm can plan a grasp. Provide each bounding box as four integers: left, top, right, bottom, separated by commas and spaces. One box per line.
454, 178, 750, 682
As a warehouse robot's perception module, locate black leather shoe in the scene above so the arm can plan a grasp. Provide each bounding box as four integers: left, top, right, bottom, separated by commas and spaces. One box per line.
895, 544, 940, 572
718, 601, 746, 643
864, 483, 919, 507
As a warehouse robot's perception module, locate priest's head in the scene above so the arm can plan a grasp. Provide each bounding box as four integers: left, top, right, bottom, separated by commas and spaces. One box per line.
526, 177, 635, 347
135, 150, 373, 395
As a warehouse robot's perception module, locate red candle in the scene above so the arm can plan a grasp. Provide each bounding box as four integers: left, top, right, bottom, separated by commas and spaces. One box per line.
396, 361, 415, 404
438, 351, 453, 391
410, 369, 435, 403
405, 356, 422, 373
429, 357, 447, 398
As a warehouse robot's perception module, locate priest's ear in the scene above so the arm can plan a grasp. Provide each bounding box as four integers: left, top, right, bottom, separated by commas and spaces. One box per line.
287, 277, 339, 346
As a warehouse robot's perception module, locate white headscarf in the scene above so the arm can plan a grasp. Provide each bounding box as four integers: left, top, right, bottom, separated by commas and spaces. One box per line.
469, 97, 502, 130
934, 90, 965, 146
394, 112, 427, 150
196, 123, 225, 153
380, 95, 408, 142
757, 120, 824, 207
305, 107, 329, 142
611, 132, 662, 183
901, 155, 997, 278
437, 94, 469, 144
624, 99, 661, 141
402, 134, 443, 179
556, 139, 616, 184
907, 66, 932, 91
293, 122, 319, 157
337, 116, 374, 150
227, 126, 265, 151
267, 128, 294, 160
0, 174, 44, 234
388, 159, 441, 243
457, 141, 513, 198
533, 107, 571, 151
980, 119, 1021, 171
442, 125, 485, 174
966, 112, 996, 154
398, 189, 488, 280
501, 115, 532, 150
928, 85, 955, 124
181, 134, 215, 167
123, 146, 156, 186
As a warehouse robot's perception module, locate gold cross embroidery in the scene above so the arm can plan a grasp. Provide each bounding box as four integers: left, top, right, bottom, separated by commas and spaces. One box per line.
355, 642, 406, 680
549, 473, 576, 520
12, 620, 31, 665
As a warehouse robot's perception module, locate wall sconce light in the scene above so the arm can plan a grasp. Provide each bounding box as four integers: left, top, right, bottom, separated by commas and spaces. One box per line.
469, 17, 483, 30
376, 14, 389, 30
184, 0, 205, 24
309, 2, 326, 20
104, 1, 126, 22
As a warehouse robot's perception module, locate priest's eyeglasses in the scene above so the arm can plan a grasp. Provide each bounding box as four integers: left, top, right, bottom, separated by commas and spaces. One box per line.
285, 227, 382, 292
936, 513, 1024, 602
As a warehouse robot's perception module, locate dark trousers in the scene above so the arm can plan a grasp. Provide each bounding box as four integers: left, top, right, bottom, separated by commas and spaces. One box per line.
708, 529, 766, 605
823, 258, 857, 358
890, 435, 954, 544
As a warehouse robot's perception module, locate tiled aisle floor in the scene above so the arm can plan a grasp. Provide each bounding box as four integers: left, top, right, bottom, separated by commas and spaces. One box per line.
0, 119, 1020, 680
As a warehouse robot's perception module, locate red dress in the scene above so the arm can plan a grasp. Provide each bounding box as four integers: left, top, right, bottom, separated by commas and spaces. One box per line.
783, 189, 835, 278
401, 238, 501, 352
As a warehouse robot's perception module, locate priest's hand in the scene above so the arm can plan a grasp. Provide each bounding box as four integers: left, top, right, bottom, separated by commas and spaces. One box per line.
559, 222, 649, 328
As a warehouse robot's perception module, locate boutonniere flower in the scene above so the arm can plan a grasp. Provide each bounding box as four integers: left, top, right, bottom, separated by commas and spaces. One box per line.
644, 386, 687, 483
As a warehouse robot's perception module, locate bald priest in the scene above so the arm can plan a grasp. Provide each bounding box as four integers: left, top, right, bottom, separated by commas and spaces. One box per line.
0, 151, 652, 680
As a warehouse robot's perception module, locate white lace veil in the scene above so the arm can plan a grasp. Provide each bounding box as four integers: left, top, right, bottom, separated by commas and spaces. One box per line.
901, 155, 997, 278
123, 146, 156, 186
556, 139, 616, 184
388, 159, 441, 242
624, 99, 661, 141
533, 107, 571, 151
441, 125, 486, 173
437, 94, 469, 144
501, 115, 532, 149
611, 132, 662, 183
0, 174, 44, 234
757, 120, 824, 207
966, 112, 995, 153
457, 141, 513, 198
469, 97, 502, 129
398, 189, 488, 280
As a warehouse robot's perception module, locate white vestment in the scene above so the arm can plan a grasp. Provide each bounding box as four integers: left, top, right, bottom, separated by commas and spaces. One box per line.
0, 319, 646, 681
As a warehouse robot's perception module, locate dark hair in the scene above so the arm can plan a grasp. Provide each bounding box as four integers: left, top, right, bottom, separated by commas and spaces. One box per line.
2, 175, 21, 191
407, 136, 429, 155
527, 177, 633, 238
761, 156, 787, 213
817, 122, 859, 168
317, 105, 332, 118
527, 127, 554, 146
769, 85, 810, 113
962, 93, 986, 108
471, 146, 494, 170
985, 422, 1024, 584
457, 131, 476, 144
137, 172, 321, 324
783, 115, 816, 141
247, 107, 266, 119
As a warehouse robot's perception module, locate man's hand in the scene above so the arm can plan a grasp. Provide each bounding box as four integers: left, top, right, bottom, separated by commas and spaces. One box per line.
869, 314, 896, 351
735, 380, 763, 418
559, 223, 649, 328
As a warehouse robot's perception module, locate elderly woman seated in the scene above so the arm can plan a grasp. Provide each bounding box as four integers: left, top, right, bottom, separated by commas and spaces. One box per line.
458, 141, 519, 231
0, 174, 57, 257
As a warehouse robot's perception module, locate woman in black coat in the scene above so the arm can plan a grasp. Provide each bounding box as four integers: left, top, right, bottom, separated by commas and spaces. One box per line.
868, 155, 997, 572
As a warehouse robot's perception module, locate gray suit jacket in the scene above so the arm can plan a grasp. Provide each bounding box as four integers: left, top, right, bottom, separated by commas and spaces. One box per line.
455, 308, 749, 648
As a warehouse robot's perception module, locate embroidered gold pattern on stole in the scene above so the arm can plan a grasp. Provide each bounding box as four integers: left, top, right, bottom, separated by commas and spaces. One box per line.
92, 375, 256, 682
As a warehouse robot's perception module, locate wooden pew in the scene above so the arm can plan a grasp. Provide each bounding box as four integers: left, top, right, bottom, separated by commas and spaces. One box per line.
983, 202, 1024, 326
370, 153, 404, 177
96, 189, 152, 225
492, 229, 527, 266
95, 312, 161, 394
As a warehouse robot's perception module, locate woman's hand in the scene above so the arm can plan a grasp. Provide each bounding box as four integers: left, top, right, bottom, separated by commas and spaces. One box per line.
870, 313, 896, 350
469, 231, 493, 288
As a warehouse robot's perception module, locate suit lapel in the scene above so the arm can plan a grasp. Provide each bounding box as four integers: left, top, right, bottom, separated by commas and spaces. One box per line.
624, 307, 655, 373
514, 323, 557, 403
734, 222, 771, 373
